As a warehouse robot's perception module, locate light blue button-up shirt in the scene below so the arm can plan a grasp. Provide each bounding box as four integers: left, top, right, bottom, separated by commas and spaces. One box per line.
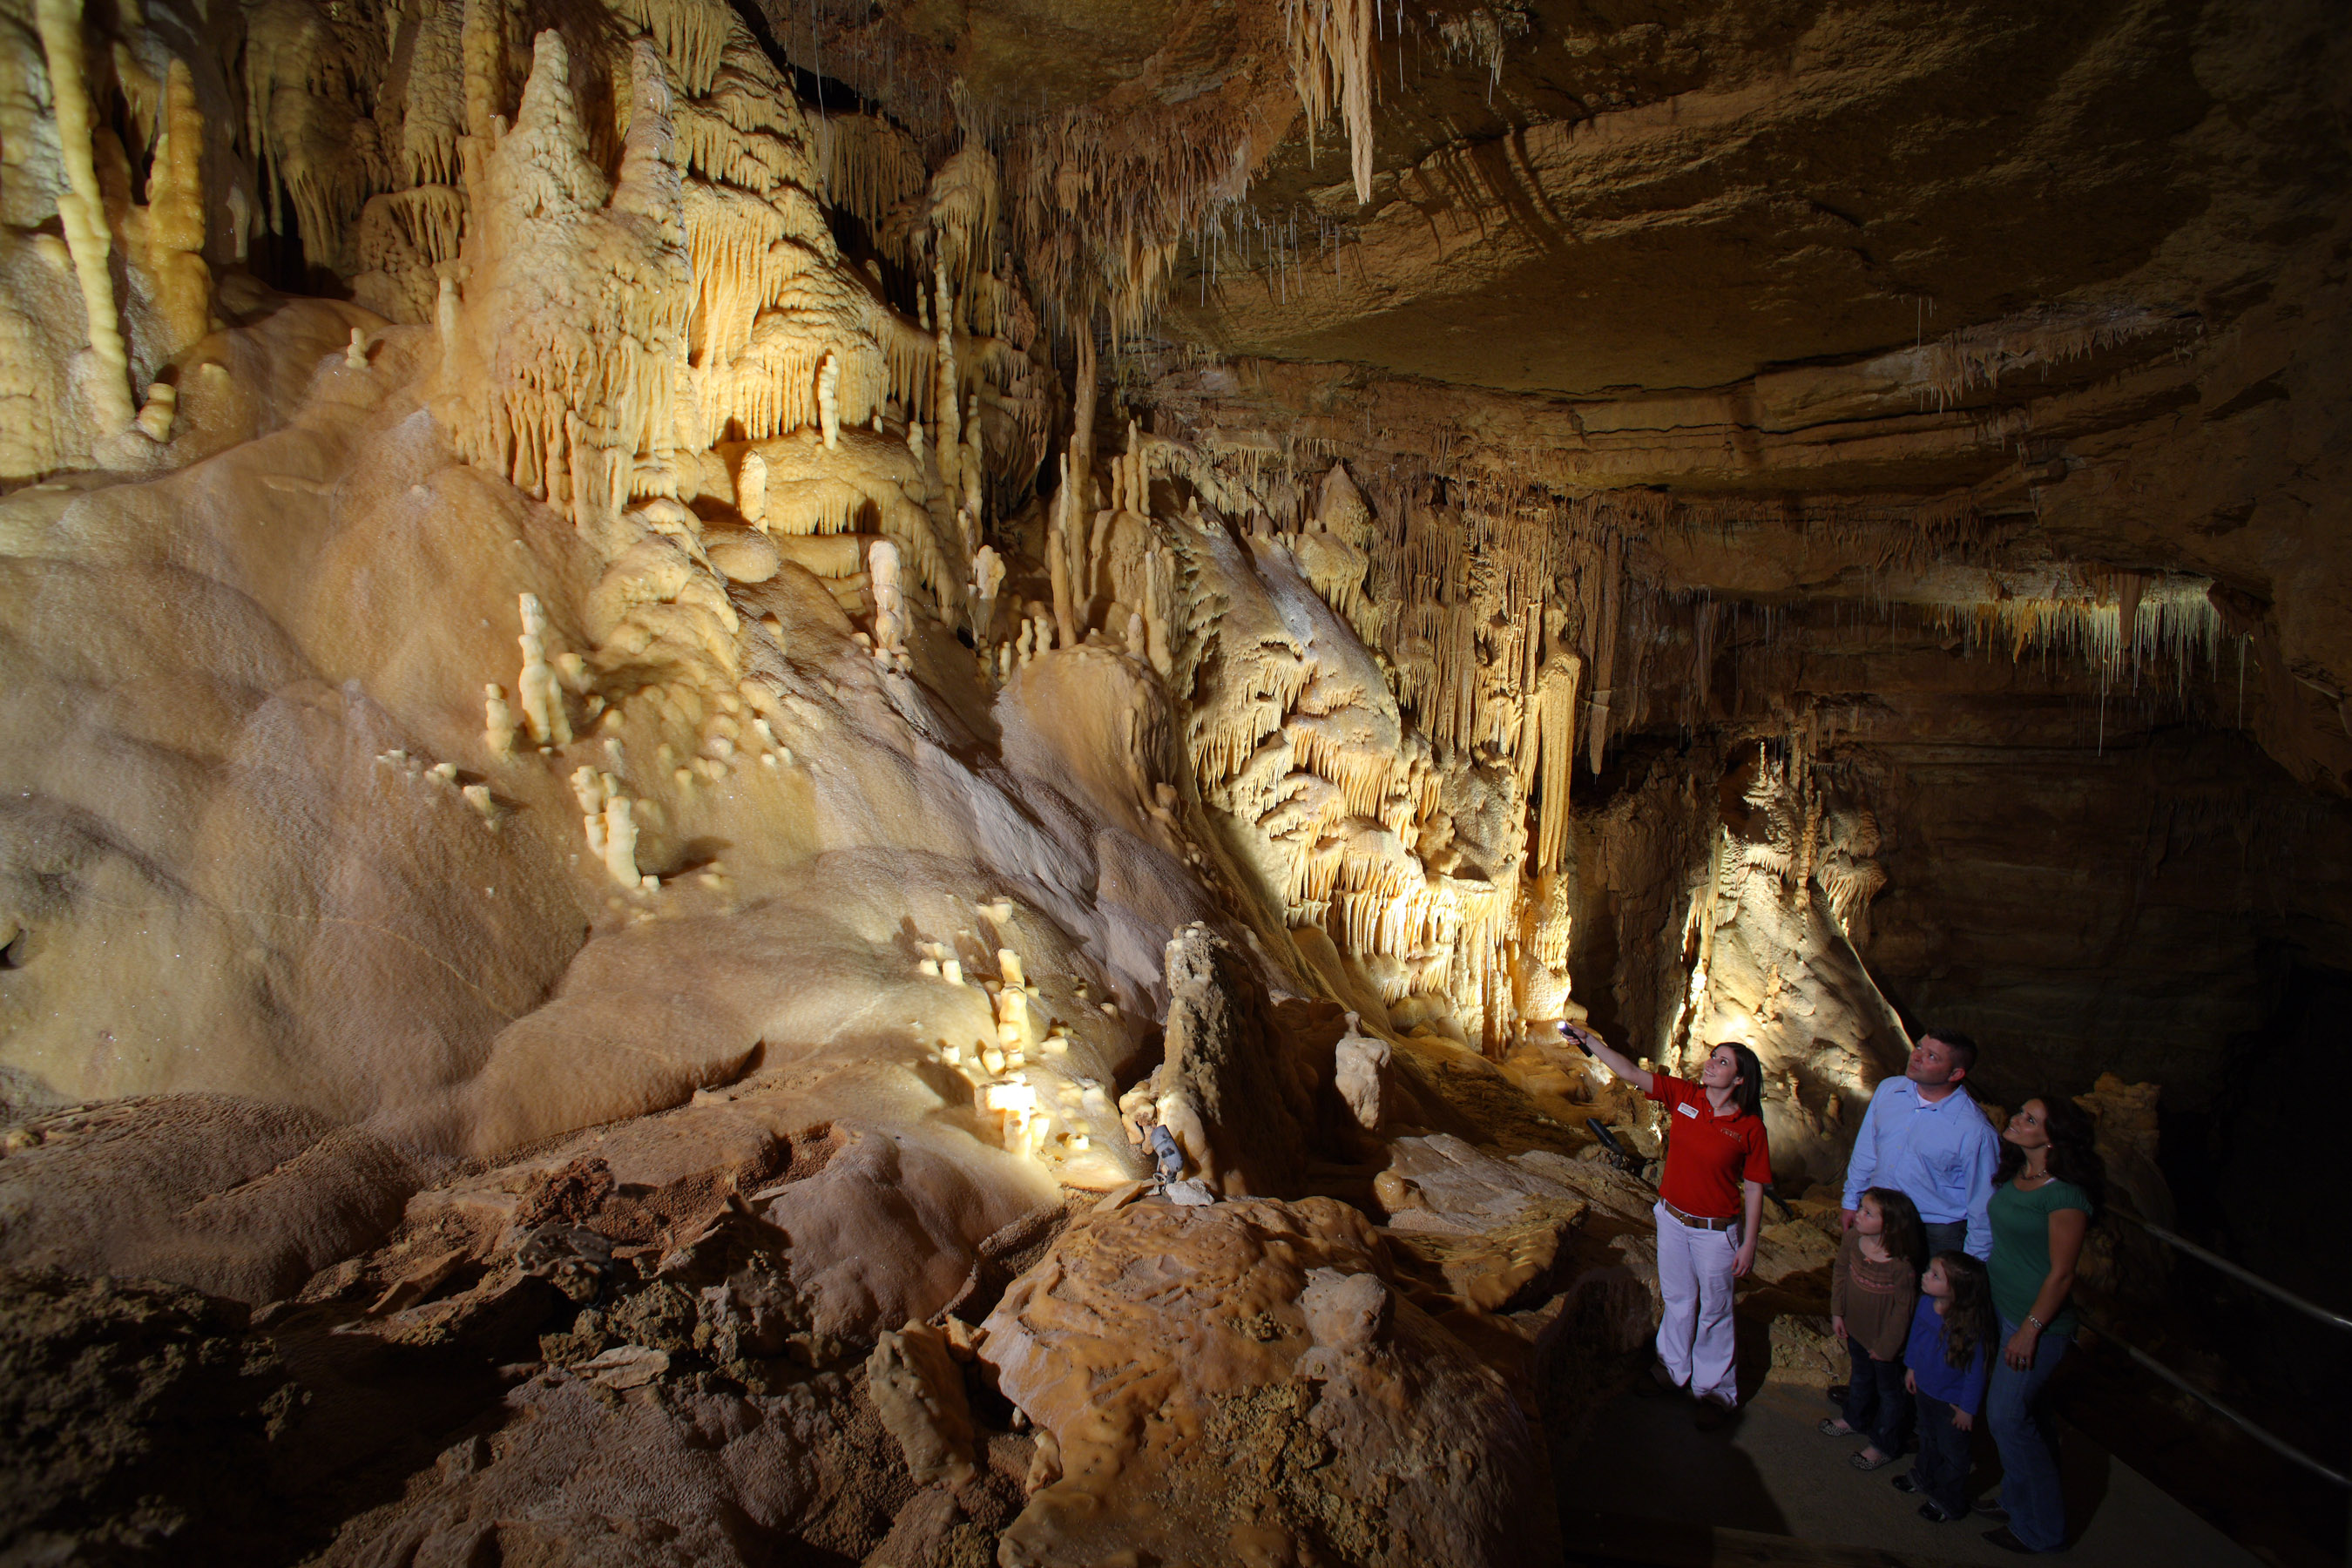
1842, 1075, 2000, 1259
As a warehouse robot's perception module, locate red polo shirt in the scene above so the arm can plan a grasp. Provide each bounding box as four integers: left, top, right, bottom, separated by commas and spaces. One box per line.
1646, 1073, 1773, 1220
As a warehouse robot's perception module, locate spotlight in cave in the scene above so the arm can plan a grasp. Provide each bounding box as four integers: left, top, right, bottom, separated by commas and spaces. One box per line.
0, 0, 2345, 1563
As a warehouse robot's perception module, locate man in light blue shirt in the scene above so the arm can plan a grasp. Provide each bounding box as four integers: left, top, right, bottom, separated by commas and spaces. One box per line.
1840, 1031, 1998, 1260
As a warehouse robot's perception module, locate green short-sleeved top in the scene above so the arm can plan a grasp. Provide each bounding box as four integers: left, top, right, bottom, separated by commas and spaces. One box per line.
1988, 1177, 2092, 1336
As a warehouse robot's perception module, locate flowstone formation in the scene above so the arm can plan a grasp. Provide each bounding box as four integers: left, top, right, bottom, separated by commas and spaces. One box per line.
1, 0, 2349, 1561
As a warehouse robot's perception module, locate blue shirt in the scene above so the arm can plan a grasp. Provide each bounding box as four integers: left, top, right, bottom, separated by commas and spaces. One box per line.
1842, 1076, 1998, 1259
1904, 1296, 1990, 1414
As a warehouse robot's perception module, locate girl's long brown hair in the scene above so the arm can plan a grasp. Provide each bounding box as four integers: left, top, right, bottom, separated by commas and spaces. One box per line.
1863, 1186, 1927, 1274
1932, 1251, 1997, 1370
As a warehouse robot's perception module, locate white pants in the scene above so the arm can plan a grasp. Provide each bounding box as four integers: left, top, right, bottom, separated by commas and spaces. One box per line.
1653, 1201, 1740, 1404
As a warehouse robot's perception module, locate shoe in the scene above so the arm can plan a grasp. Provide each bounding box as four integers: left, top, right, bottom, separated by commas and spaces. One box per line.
1890, 1472, 1919, 1494
1693, 1395, 1734, 1431
1647, 1360, 1684, 1395
1848, 1447, 1897, 1472
1983, 1527, 2039, 1554
1826, 1383, 1849, 1404
1976, 1503, 2011, 1524
1918, 1502, 1962, 1524
1816, 1417, 1857, 1438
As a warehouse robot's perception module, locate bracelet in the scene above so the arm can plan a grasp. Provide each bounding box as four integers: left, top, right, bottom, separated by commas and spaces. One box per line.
2023, 1315, 2044, 1332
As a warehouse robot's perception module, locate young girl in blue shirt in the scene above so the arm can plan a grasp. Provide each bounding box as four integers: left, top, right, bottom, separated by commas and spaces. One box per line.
1897, 1251, 1996, 1524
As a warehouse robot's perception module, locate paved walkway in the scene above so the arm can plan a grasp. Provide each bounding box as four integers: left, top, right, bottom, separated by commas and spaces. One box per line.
1556, 1377, 2263, 1568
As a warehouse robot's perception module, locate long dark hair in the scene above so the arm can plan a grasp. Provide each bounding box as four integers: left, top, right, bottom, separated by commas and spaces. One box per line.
1862, 1186, 1927, 1274
1714, 1041, 1764, 1119
1931, 1251, 1997, 1371
1994, 1093, 2106, 1214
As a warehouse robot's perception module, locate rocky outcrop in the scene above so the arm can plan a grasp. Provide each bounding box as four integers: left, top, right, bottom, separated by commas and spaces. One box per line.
981, 1193, 1560, 1568
0, 1269, 298, 1564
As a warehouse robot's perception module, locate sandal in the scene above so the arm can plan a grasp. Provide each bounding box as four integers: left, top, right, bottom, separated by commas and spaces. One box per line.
1815, 1417, 1857, 1438
1848, 1448, 1897, 1471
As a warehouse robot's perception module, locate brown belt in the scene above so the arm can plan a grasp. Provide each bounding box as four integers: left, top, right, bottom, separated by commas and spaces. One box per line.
1662, 1200, 1740, 1232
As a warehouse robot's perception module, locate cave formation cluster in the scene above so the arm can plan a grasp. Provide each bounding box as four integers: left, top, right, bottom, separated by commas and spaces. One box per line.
0, 0, 2348, 1562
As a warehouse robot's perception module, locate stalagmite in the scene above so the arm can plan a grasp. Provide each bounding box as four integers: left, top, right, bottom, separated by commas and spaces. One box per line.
1334, 1014, 1392, 1130
517, 593, 571, 747
602, 793, 640, 886
570, 766, 607, 858
485, 685, 517, 758
736, 449, 768, 524
870, 537, 907, 660
971, 545, 1006, 645
346, 328, 371, 369
1069, 329, 1098, 564
133, 384, 174, 443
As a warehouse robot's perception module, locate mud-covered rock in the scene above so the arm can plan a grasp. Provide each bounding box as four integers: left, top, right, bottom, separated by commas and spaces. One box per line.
0, 1268, 300, 1564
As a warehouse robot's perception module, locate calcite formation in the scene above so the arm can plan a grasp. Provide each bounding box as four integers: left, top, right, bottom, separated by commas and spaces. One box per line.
0, 0, 2346, 1561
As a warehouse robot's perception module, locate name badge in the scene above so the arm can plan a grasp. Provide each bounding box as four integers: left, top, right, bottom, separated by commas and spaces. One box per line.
1676, 1103, 1700, 1119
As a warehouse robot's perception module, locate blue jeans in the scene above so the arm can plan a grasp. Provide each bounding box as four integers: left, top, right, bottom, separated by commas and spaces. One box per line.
1987, 1315, 2070, 1550
1909, 1390, 1974, 1517
1842, 1336, 1911, 1454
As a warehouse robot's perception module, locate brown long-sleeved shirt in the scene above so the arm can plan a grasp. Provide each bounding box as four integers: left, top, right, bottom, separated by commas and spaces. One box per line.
1831, 1229, 1919, 1361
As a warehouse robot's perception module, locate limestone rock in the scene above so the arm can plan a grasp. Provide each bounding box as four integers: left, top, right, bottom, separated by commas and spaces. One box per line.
981, 1195, 1559, 1568
0, 1096, 416, 1304
867, 1321, 977, 1490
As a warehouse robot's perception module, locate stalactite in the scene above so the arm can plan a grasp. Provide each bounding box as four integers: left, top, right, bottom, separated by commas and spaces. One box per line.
934, 260, 961, 509
1283, 0, 1375, 205
1586, 534, 1622, 774
35, 0, 134, 436
440, 34, 689, 531
141, 58, 210, 364
1049, 454, 1078, 650
1531, 654, 1580, 875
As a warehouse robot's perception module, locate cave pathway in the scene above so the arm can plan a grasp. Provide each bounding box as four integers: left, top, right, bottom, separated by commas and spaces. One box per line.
1555, 1376, 2262, 1568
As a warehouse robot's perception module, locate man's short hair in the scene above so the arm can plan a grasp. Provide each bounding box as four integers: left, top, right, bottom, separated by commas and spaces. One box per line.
1923, 1031, 1978, 1077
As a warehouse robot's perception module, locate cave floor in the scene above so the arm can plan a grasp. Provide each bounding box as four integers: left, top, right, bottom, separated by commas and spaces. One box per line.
1556, 1376, 2263, 1568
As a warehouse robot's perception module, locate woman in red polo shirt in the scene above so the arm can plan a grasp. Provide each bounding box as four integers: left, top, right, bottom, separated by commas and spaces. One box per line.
1568, 1025, 1772, 1424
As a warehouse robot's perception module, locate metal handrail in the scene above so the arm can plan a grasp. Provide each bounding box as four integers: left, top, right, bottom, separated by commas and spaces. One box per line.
2109, 1207, 2352, 1335
2087, 1203, 2352, 1568
2084, 1314, 2349, 1490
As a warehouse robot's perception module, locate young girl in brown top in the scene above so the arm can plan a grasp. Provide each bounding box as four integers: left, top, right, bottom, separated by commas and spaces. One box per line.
1821, 1185, 1926, 1470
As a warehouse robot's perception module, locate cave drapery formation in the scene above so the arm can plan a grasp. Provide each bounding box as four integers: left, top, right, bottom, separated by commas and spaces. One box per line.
0, 0, 2347, 1561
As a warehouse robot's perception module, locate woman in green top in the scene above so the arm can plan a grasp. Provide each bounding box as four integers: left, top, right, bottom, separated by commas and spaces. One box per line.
1981, 1095, 2104, 1554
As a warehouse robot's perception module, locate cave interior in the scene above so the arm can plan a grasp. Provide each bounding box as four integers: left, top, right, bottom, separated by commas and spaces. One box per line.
0, 0, 2348, 1562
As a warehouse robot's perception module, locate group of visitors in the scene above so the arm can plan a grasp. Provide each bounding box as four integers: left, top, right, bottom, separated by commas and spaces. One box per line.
1566, 1022, 2105, 1556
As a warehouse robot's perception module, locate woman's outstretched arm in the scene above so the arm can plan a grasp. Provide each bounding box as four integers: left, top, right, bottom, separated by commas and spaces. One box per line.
1563, 1022, 1653, 1095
